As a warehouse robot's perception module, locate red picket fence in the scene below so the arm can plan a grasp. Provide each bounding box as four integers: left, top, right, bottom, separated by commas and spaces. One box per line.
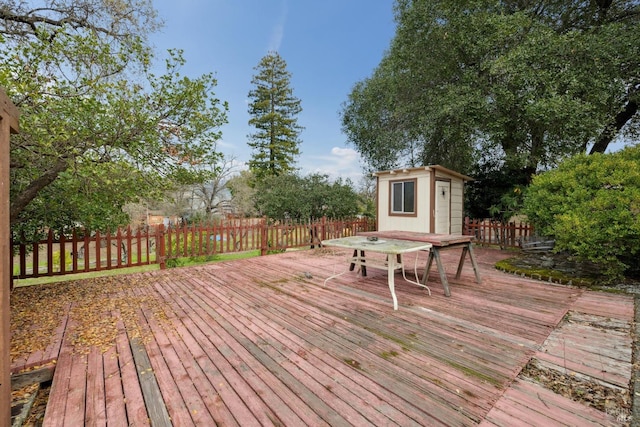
12, 226, 161, 281
11, 217, 375, 281
463, 217, 534, 249
11, 216, 532, 283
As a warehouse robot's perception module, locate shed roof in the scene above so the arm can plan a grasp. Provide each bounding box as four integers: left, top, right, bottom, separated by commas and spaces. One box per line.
372, 165, 474, 181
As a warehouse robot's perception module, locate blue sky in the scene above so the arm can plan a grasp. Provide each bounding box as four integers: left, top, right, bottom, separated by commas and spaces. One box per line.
149, 1, 397, 183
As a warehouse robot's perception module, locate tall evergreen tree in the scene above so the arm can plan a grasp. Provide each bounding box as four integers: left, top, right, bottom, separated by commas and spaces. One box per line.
247, 51, 303, 180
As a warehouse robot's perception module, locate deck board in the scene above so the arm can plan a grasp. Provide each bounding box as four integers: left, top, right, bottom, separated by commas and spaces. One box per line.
12, 247, 636, 426
102, 345, 127, 424
482, 378, 621, 426
113, 316, 150, 426
85, 347, 106, 427
182, 274, 432, 426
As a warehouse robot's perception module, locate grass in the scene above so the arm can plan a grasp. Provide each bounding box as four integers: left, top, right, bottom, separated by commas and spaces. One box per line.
12, 250, 262, 288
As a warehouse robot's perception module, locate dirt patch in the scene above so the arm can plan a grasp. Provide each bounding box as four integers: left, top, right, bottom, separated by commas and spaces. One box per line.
520, 360, 632, 425
499, 251, 640, 292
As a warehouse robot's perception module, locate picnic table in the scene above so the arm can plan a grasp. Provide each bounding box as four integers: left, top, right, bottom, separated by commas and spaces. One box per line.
321, 236, 432, 310
358, 231, 482, 297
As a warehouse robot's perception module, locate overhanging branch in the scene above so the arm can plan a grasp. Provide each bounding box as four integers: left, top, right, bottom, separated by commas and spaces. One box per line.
10, 158, 68, 226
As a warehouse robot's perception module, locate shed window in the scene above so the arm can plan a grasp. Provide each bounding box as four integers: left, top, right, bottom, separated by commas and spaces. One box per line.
391, 179, 416, 214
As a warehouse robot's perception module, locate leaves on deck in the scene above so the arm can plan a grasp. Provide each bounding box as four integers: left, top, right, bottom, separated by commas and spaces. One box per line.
520, 360, 631, 424
11, 274, 173, 361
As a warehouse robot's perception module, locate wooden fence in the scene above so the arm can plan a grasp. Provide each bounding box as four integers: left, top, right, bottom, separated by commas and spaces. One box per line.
11, 217, 375, 281
11, 216, 533, 283
463, 217, 534, 249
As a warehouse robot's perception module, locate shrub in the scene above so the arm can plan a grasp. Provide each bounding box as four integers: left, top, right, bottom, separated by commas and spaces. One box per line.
522, 145, 640, 281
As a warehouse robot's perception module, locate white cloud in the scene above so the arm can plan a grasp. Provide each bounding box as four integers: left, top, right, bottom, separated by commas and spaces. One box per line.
300, 146, 365, 183
268, 1, 288, 52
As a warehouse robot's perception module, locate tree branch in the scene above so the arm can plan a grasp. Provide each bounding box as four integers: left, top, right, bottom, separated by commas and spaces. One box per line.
0, 8, 114, 35
589, 98, 638, 154
10, 158, 69, 226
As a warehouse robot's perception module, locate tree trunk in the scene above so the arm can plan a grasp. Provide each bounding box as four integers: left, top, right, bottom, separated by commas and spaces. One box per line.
10, 158, 67, 226
589, 98, 638, 154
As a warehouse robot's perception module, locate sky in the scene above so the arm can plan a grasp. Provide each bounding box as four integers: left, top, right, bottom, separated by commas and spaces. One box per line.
149, 0, 398, 184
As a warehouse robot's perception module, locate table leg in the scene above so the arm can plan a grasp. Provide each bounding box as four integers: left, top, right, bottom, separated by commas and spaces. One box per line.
468, 244, 482, 284
421, 251, 434, 286
349, 249, 357, 271
349, 249, 367, 276
433, 250, 451, 296
454, 244, 482, 284
387, 253, 399, 310
424, 249, 451, 297
455, 246, 468, 279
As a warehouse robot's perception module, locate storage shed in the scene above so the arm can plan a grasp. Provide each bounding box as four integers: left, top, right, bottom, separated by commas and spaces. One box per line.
374, 165, 473, 235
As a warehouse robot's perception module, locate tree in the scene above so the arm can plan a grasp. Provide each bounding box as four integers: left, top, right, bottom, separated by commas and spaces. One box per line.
342, 0, 640, 180
522, 145, 640, 281
253, 174, 360, 220
226, 170, 259, 218
1, 1, 228, 236
191, 155, 237, 220
465, 157, 530, 220
247, 51, 303, 180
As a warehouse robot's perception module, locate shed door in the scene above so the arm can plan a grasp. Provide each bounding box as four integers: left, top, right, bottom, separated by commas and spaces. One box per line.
434, 181, 451, 234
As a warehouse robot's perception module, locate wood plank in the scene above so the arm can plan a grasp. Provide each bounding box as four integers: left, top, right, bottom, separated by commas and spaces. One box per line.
63, 352, 88, 425
153, 275, 333, 426
188, 270, 472, 422
129, 337, 170, 427
85, 347, 106, 427
20, 247, 635, 426
175, 276, 409, 426
103, 345, 127, 424
184, 289, 386, 426
152, 281, 308, 426
11, 303, 69, 374
138, 306, 226, 426
132, 308, 196, 426
238, 258, 542, 371
113, 317, 150, 426
42, 316, 76, 426
493, 378, 620, 426
570, 291, 634, 319
10, 365, 54, 390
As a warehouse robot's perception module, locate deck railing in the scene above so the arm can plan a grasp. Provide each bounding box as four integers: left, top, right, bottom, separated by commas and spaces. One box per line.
11, 217, 375, 281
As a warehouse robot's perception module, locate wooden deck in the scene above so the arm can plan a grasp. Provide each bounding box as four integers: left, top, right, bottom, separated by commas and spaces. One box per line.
11, 247, 636, 426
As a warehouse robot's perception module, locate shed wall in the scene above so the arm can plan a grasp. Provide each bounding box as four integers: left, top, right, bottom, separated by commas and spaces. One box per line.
377, 169, 432, 232
377, 168, 467, 235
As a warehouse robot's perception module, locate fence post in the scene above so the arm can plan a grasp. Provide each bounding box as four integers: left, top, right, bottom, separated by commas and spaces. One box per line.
321, 216, 327, 242
18, 233, 26, 280
47, 229, 54, 275
95, 230, 101, 271
71, 229, 78, 272
60, 232, 67, 274
157, 224, 166, 269
260, 217, 268, 256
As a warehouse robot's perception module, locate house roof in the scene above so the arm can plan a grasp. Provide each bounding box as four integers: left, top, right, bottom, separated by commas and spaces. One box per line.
372, 165, 474, 181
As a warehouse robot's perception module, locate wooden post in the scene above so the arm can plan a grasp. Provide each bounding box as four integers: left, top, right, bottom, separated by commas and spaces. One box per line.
157, 224, 166, 269
260, 217, 268, 256
1, 88, 20, 427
